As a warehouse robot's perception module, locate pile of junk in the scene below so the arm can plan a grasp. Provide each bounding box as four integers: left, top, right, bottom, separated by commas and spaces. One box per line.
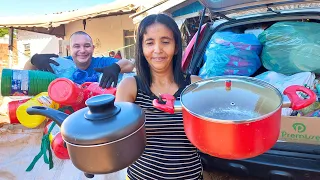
0, 62, 136, 179
193, 21, 320, 118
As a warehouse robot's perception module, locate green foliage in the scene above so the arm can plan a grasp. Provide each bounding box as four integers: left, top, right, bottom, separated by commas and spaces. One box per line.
0, 28, 9, 37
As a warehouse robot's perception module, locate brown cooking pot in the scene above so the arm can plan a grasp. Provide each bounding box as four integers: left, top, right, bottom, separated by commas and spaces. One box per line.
27, 94, 146, 178
153, 76, 316, 160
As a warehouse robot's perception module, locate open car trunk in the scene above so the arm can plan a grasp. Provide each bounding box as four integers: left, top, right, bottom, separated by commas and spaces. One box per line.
182, 1, 320, 179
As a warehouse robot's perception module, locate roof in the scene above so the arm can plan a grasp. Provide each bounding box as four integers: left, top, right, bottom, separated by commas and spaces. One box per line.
130, 0, 194, 24
0, 1, 138, 28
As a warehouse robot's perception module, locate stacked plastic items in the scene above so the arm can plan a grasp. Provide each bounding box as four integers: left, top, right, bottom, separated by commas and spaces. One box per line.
1, 65, 119, 162
42, 106, 75, 160
199, 31, 262, 79
0, 68, 58, 127
50, 57, 100, 84
82, 82, 117, 97
44, 120, 58, 142
50, 56, 135, 85
48, 78, 90, 110
7, 98, 31, 124
43, 106, 75, 143
44, 121, 69, 159
72, 69, 100, 84
1, 68, 57, 96
50, 57, 77, 80
48, 78, 117, 110
16, 92, 60, 128
51, 133, 70, 159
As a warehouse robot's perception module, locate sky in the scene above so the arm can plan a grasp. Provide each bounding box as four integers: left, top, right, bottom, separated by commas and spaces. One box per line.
0, 0, 116, 17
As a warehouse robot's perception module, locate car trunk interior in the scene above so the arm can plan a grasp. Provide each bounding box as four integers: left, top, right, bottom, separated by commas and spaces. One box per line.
186, 13, 320, 76
185, 10, 320, 179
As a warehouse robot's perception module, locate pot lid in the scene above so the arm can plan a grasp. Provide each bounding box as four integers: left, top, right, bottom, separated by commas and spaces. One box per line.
61, 94, 145, 145
181, 76, 282, 122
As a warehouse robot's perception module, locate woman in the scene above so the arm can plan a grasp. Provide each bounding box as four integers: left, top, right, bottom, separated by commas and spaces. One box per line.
116, 14, 203, 180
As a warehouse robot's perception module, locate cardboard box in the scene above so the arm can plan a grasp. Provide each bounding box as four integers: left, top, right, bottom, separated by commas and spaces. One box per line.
279, 116, 320, 145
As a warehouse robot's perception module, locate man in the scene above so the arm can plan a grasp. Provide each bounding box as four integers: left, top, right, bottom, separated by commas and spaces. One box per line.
23, 31, 134, 88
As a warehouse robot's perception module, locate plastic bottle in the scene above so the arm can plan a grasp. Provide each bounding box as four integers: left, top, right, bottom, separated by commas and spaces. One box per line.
72, 69, 100, 84
48, 78, 89, 108
7, 98, 31, 124
50, 57, 77, 80
16, 92, 60, 128
49, 78, 117, 109
1, 68, 57, 96
83, 82, 117, 96
51, 132, 70, 159
72, 69, 89, 84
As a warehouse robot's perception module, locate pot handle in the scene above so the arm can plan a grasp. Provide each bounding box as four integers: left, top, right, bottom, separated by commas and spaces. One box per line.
152, 94, 175, 114
283, 85, 317, 110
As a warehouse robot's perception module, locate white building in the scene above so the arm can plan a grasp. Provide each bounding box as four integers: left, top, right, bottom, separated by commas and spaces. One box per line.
16, 30, 63, 69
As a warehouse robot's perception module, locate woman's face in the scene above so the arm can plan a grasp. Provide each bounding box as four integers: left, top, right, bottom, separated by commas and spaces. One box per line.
142, 23, 176, 73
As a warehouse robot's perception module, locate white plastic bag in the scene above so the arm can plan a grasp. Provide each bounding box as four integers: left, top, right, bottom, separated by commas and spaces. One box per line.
255, 71, 315, 116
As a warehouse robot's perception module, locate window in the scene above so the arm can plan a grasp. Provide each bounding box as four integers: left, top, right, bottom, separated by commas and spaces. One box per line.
24, 43, 31, 58
123, 30, 135, 59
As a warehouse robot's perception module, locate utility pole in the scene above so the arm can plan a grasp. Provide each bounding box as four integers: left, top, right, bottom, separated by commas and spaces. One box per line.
8, 27, 14, 68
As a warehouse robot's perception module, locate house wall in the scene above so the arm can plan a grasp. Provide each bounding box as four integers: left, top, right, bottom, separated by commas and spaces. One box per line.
64, 14, 135, 58
16, 30, 61, 69
4, 14, 136, 71
0, 35, 18, 70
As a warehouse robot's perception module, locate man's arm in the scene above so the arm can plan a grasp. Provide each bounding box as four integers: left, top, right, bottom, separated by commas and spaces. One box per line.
115, 59, 135, 73
23, 59, 37, 70
94, 57, 135, 88
23, 54, 59, 73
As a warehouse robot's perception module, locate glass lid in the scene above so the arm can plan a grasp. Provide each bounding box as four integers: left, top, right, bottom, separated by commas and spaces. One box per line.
181, 76, 283, 122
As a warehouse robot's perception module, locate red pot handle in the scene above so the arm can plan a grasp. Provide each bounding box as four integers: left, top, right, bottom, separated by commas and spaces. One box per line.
152, 94, 175, 114
283, 85, 317, 110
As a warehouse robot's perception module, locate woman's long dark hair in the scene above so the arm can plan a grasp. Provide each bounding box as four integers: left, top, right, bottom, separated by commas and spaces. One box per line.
135, 14, 186, 90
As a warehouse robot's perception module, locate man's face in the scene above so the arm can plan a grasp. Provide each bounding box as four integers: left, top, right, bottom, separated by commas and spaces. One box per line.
70, 34, 95, 68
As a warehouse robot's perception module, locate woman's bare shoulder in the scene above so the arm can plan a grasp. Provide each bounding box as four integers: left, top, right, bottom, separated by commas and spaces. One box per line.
115, 77, 137, 102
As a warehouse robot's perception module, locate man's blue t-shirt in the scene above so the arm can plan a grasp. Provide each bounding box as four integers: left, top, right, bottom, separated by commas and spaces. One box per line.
64, 56, 118, 84
65, 56, 118, 76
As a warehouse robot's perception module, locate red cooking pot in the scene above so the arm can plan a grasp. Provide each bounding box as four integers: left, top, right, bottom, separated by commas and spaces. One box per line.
153, 76, 316, 160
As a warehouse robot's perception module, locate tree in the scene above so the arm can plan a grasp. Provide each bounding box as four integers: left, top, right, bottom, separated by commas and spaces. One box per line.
0, 28, 9, 37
